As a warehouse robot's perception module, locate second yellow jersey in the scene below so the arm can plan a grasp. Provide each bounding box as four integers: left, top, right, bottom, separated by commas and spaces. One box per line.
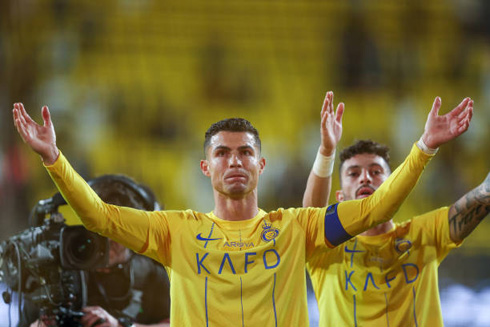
307, 207, 461, 327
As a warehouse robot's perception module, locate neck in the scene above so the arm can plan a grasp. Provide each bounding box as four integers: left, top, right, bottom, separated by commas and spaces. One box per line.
213, 190, 259, 221
360, 220, 394, 236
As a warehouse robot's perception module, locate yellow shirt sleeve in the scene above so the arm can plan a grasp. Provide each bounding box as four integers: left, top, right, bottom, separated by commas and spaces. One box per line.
410, 206, 462, 261
324, 143, 434, 247
44, 151, 161, 253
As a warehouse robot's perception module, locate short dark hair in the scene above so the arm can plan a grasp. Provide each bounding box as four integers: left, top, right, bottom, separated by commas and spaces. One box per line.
88, 175, 161, 211
339, 139, 391, 174
203, 118, 261, 154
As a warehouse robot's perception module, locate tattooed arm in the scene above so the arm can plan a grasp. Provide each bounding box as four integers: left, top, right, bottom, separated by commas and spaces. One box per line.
449, 172, 490, 243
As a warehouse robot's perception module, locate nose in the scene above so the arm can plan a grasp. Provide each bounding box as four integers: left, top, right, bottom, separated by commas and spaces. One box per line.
359, 169, 372, 184
229, 153, 242, 167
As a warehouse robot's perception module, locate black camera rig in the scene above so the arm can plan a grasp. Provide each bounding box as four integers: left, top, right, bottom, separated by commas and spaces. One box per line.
0, 192, 109, 326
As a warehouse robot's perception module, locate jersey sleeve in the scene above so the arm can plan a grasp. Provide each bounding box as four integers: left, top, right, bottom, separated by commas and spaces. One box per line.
324, 143, 434, 247
291, 207, 328, 257
412, 207, 462, 261
45, 151, 168, 254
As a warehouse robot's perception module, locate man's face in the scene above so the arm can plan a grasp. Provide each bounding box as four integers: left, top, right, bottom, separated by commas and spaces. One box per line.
201, 131, 265, 199
95, 240, 131, 273
107, 240, 130, 266
336, 153, 390, 202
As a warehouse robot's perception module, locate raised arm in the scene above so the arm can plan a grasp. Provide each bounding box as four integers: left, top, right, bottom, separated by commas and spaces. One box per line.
448, 172, 490, 243
12, 103, 153, 252
303, 91, 344, 207
325, 97, 473, 246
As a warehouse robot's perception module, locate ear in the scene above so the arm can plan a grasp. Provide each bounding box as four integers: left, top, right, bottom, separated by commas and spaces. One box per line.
258, 157, 266, 174
335, 190, 344, 202
200, 160, 211, 177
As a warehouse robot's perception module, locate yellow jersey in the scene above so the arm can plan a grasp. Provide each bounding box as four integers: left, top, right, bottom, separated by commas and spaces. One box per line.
45, 143, 432, 326
307, 207, 461, 327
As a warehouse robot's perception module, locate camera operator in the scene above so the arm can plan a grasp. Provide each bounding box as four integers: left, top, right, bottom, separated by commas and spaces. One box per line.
23, 175, 170, 327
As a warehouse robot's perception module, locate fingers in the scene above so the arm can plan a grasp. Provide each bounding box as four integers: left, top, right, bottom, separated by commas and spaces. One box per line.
328, 91, 334, 113
467, 101, 473, 121
321, 92, 342, 130
81, 306, 114, 327
13, 103, 27, 126
430, 96, 442, 117
18, 102, 37, 125
321, 92, 330, 116
457, 109, 472, 128
42, 106, 52, 127
12, 102, 39, 134
321, 109, 328, 129
448, 97, 470, 118
457, 99, 473, 120
454, 100, 473, 136
321, 91, 333, 129
17, 120, 29, 141
335, 102, 344, 124
456, 118, 470, 134
12, 106, 29, 142
12, 106, 19, 128
322, 90, 334, 107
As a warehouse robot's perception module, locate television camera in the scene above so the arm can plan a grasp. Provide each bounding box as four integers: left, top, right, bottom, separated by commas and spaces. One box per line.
0, 192, 109, 326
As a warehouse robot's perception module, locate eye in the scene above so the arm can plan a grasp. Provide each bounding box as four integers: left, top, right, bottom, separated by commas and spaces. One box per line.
215, 150, 226, 157
347, 172, 359, 177
242, 149, 253, 156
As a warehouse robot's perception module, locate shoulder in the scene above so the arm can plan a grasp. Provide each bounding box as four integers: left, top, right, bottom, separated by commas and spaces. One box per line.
402, 207, 449, 230
266, 207, 327, 219
156, 209, 210, 221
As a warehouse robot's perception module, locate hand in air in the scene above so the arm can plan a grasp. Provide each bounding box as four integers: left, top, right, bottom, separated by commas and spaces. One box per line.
421, 97, 473, 149
320, 91, 344, 156
12, 103, 59, 165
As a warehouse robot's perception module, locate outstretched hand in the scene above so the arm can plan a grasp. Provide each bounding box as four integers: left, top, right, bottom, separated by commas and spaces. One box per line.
421, 97, 473, 149
320, 91, 344, 156
12, 102, 59, 165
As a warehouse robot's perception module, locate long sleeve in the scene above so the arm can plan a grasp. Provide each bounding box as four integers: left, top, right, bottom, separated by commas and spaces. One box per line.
45, 151, 153, 252
324, 143, 434, 247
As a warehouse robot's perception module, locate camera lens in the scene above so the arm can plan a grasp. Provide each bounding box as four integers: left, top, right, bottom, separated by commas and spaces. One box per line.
61, 226, 109, 270
70, 233, 96, 263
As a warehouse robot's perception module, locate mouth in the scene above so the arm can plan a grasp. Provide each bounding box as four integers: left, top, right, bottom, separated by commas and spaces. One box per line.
356, 186, 375, 199
224, 171, 247, 181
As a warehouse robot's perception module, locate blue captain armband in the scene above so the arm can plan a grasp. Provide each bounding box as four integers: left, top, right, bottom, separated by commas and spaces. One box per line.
324, 203, 352, 248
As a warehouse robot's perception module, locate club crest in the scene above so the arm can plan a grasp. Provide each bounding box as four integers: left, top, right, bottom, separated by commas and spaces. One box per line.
395, 238, 412, 254
261, 223, 279, 242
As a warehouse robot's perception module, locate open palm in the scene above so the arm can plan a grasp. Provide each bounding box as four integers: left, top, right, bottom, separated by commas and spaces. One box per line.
12, 103, 59, 164
422, 97, 473, 149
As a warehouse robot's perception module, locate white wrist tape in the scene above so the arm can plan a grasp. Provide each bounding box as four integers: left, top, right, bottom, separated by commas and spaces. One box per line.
312, 149, 335, 177
417, 137, 439, 155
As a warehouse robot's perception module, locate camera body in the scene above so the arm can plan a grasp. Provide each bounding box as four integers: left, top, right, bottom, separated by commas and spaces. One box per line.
0, 193, 109, 326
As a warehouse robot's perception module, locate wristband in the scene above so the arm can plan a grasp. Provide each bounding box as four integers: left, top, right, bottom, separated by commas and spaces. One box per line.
312, 149, 335, 177
416, 137, 439, 155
